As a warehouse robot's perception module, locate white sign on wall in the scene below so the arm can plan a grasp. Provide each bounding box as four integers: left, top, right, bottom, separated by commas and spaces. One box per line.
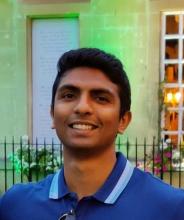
32, 18, 79, 143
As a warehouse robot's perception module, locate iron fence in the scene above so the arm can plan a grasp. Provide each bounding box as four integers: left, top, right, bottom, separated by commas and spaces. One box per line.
0, 137, 184, 195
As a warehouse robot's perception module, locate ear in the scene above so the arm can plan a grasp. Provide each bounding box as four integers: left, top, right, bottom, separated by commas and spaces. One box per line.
118, 111, 132, 134
50, 108, 55, 129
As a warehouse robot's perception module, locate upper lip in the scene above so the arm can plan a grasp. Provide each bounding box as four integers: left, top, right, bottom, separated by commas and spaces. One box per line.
68, 120, 99, 128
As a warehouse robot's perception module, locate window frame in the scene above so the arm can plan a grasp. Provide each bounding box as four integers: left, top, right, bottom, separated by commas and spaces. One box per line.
160, 11, 184, 145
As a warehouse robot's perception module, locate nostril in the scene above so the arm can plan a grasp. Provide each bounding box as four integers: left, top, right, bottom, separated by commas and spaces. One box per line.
73, 98, 93, 114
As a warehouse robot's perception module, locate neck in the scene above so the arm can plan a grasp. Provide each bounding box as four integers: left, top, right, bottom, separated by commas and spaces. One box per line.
63, 147, 116, 200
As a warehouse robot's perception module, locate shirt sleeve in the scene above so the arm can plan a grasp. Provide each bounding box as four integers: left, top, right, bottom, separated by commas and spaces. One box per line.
0, 187, 19, 220
0, 195, 4, 219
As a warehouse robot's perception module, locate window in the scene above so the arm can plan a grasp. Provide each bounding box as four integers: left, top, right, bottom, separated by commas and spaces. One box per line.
161, 12, 184, 146
31, 18, 79, 142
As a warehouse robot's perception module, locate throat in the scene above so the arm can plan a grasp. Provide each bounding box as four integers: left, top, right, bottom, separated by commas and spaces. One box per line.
63, 152, 117, 200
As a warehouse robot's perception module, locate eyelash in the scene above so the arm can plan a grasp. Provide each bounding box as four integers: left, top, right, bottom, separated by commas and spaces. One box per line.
95, 96, 109, 103
60, 93, 75, 100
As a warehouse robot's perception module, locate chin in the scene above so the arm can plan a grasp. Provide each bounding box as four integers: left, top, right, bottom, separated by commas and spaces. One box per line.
64, 142, 95, 150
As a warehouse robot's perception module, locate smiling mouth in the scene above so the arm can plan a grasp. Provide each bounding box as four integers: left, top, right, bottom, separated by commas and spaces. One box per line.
69, 122, 98, 130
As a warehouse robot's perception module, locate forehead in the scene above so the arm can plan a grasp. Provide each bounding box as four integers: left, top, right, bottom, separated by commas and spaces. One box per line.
58, 67, 119, 93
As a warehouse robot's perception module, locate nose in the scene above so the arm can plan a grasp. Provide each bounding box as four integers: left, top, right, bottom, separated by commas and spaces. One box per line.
73, 94, 93, 115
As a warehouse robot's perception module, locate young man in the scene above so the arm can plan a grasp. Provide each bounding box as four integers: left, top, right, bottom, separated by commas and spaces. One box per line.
0, 48, 184, 220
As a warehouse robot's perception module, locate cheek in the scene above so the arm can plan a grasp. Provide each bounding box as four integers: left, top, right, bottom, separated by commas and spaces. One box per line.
53, 108, 66, 126
54, 103, 70, 117
102, 106, 120, 118
100, 108, 120, 127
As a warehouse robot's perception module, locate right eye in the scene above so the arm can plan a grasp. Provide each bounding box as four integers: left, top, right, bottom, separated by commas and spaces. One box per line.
60, 92, 75, 101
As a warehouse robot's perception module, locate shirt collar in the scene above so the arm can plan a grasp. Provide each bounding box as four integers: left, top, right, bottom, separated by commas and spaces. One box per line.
93, 152, 134, 204
49, 168, 69, 199
49, 152, 134, 204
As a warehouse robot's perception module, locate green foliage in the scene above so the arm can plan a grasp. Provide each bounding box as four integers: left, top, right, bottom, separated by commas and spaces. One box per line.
9, 145, 62, 180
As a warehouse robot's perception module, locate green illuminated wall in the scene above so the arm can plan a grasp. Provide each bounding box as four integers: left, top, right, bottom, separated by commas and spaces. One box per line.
0, 0, 27, 141
2, 0, 180, 143
80, 0, 156, 145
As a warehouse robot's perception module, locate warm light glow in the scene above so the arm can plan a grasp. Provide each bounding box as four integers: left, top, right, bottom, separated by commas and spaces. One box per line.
174, 91, 181, 103
166, 92, 173, 102
165, 90, 181, 105
175, 15, 179, 23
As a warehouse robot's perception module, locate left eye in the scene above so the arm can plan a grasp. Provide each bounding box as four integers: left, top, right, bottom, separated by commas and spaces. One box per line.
96, 96, 109, 103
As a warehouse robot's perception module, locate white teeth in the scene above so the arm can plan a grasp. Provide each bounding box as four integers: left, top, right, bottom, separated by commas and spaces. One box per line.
72, 124, 93, 130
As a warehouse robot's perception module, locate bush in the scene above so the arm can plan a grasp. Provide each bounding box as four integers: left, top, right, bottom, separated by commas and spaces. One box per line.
9, 144, 62, 181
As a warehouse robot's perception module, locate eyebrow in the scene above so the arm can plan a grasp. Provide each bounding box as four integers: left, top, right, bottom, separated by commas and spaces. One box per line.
56, 85, 79, 93
91, 89, 115, 98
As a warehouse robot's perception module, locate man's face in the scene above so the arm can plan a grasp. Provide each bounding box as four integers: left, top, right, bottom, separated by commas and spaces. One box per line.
51, 67, 131, 154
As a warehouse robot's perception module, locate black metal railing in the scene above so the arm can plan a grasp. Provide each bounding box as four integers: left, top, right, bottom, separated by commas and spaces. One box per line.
0, 137, 184, 195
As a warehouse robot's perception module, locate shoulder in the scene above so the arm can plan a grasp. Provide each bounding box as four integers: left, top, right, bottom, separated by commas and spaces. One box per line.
115, 166, 184, 219
3, 173, 54, 196
0, 174, 54, 210
133, 167, 184, 196
132, 168, 184, 212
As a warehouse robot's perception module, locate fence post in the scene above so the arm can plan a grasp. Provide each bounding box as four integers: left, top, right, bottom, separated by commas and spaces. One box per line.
143, 138, 146, 171
126, 138, 129, 160
169, 141, 173, 186
179, 140, 182, 188
28, 138, 31, 182
20, 136, 23, 183
152, 137, 155, 175
60, 142, 63, 167
52, 138, 54, 173
36, 138, 39, 181
160, 140, 164, 180
135, 137, 138, 167
44, 138, 47, 177
4, 137, 7, 192
12, 136, 15, 185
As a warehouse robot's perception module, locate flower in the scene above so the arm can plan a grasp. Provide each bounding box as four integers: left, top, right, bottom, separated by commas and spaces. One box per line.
154, 155, 162, 163
152, 142, 172, 174
140, 140, 174, 175
164, 152, 172, 158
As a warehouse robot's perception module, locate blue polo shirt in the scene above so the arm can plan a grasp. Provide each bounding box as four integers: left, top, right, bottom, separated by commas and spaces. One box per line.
0, 152, 184, 220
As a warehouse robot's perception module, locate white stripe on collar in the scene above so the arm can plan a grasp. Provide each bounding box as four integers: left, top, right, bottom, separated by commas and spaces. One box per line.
49, 160, 134, 202
104, 160, 134, 204
49, 170, 60, 199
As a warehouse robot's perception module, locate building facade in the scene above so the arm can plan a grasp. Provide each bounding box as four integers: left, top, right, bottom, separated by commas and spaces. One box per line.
0, 0, 184, 145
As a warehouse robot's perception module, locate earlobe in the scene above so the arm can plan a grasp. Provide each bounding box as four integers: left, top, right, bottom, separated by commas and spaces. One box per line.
118, 111, 132, 134
50, 108, 55, 129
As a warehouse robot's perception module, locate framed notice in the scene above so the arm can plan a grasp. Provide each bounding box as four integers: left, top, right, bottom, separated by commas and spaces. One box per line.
31, 18, 79, 143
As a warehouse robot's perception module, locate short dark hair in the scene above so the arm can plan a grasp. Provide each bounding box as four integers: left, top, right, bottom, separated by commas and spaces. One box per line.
51, 48, 131, 116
